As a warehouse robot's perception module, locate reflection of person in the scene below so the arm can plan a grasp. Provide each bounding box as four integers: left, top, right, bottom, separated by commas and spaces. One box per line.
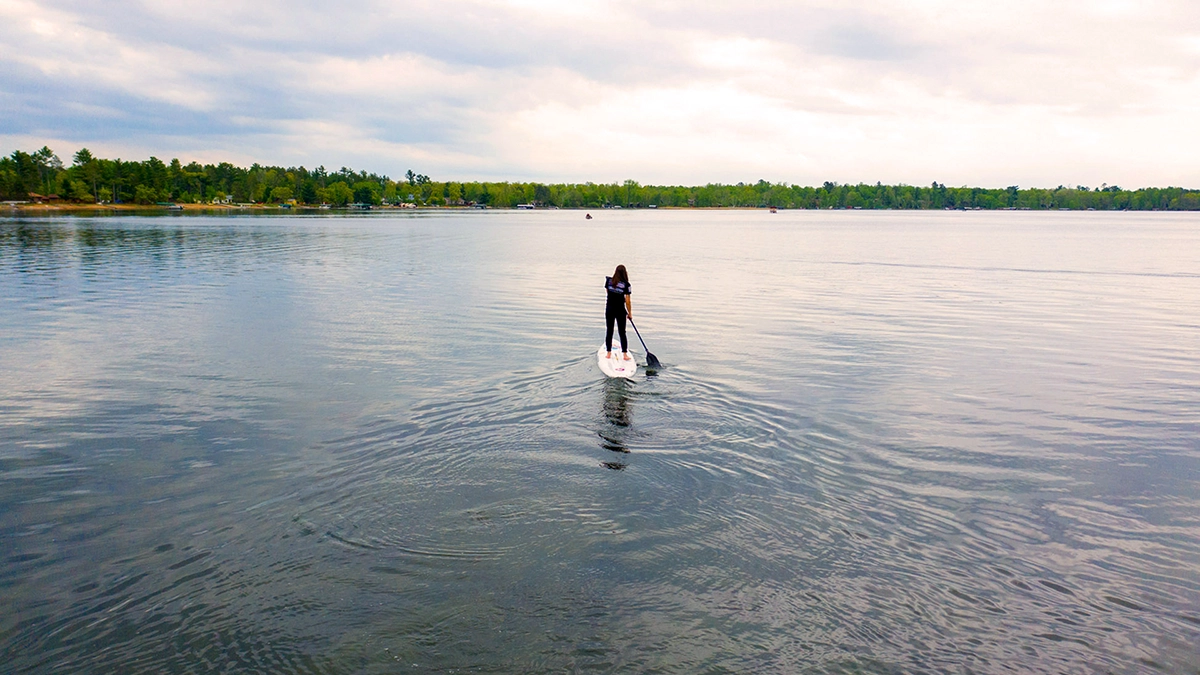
603, 381, 631, 430
599, 377, 631, 467
604, 265, 633, 361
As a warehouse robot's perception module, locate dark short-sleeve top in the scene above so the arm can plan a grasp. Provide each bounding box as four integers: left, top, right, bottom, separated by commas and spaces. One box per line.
605, 276, 631, 312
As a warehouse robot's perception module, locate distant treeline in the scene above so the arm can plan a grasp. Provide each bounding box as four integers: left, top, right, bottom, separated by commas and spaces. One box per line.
3, 146, 1199, 210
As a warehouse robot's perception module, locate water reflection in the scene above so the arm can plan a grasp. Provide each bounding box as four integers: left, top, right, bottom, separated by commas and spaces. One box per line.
598, 378, 631, 469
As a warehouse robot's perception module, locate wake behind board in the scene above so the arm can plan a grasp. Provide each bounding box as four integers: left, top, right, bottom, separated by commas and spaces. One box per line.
598, 345, 638, 379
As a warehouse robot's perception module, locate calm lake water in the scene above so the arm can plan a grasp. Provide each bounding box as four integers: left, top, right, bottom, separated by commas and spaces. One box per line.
2, 210, 1198, 673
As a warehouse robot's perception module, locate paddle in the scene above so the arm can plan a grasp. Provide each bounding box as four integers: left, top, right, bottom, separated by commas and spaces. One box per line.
628, 318, 661, 369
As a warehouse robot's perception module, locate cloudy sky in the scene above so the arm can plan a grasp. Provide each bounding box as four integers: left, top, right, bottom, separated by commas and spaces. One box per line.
3, 0, 1199, 187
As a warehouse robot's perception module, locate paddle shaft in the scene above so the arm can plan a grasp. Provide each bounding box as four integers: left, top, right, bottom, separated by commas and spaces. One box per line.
628, 318, 661, 368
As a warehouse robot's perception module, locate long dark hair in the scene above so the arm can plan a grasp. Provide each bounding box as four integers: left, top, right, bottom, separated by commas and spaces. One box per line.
612, 264, 629, 286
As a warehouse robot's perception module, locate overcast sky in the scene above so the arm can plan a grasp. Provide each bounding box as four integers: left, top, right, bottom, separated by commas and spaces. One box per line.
3, 0, 1199, 187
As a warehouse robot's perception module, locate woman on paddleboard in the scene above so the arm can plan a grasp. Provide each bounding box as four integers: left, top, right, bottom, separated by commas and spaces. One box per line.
605, 265, 633, 361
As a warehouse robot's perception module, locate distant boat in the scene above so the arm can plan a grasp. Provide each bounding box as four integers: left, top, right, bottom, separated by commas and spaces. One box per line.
585, 213, 592, 220
167, 204, 183, 211
769, 207, 777, 213
516, 203, 535, 209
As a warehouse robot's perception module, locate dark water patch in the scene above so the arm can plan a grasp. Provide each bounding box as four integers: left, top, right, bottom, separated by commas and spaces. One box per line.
1040, 579, 1076, 596
167, 551, 212, 570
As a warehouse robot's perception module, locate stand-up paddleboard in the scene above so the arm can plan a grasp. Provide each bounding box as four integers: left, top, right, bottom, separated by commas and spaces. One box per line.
598, 345, 638, 379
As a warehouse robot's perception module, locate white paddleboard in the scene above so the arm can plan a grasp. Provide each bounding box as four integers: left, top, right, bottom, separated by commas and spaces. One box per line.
598, 345, 638, 379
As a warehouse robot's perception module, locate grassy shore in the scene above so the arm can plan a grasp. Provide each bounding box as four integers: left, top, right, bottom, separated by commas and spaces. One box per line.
4, 202, 420, 213
4, 202, 708, 213
6, 202, 244, 212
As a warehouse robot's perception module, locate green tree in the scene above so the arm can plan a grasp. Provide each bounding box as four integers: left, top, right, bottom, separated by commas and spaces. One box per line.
134, 184, 158, 204
31, 146, 62, 194
70, 180, 93, 201
352, 181, 381, 205
8, 151, 38, 197
299, 181, 318, 204
323, 181, 354, 206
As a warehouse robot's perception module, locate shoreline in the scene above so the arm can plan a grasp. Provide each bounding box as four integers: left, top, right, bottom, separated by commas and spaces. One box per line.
2, 203, 1183, 214
2, 203, 784, 214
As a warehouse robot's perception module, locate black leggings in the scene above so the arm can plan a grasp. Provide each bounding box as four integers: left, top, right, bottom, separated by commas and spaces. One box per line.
605, 308, 628, 353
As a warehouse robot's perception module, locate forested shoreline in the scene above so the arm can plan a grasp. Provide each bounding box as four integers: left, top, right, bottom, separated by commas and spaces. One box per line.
3, 146, 1199, 211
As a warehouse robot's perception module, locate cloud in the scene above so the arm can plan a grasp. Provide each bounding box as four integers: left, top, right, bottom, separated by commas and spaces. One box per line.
1, 0, 1198, 186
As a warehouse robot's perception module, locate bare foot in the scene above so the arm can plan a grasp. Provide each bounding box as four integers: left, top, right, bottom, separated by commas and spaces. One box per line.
623, 352, 631, 361
606, 351, 612, 359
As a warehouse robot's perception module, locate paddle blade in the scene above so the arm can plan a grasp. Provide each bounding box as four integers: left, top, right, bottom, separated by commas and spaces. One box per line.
627, 318, 661, 370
